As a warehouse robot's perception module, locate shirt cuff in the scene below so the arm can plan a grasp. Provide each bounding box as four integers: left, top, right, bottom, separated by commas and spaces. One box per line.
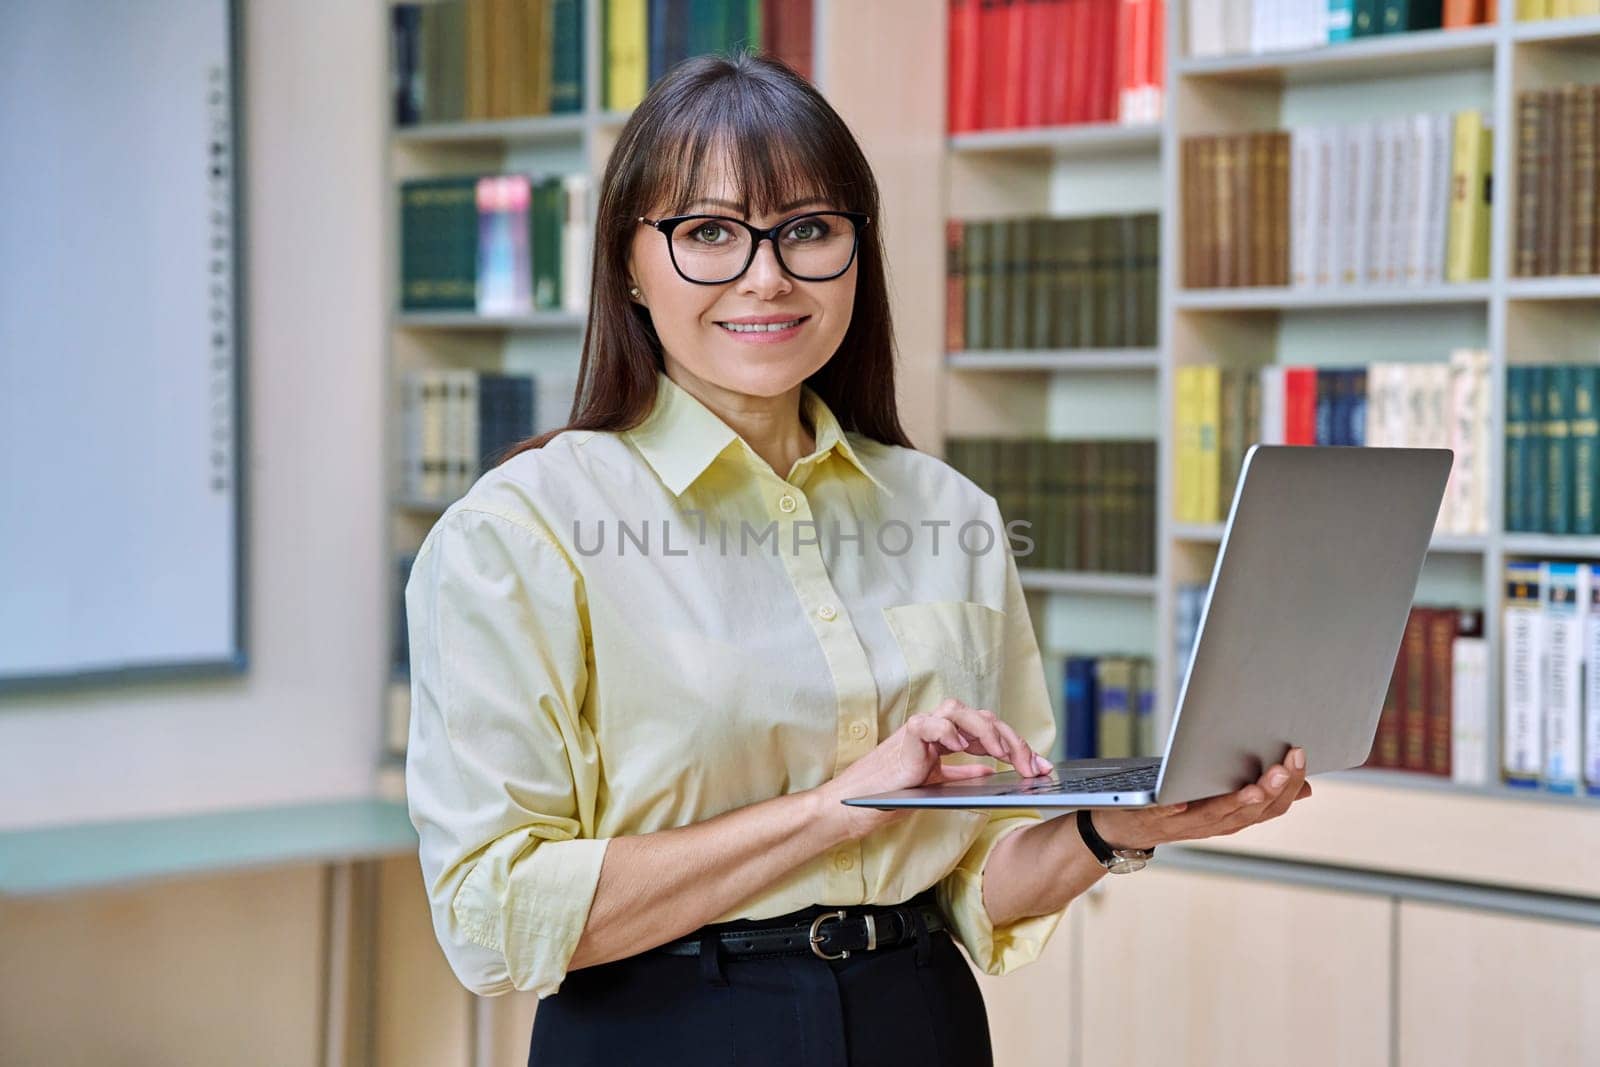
452, 834, 611, 999
935, 815, 1070, 976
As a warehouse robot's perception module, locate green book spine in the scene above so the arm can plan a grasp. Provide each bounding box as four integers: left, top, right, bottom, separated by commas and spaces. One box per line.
1573, 367, 1599, 536
689, 0, 722, 56
401, 176, 479, 311
965, 220, 989, 349
746, 0, 761, 54
1506, 366, 1527, 531
1093, 217, 1121, 348
1082, 441, 1103, 571
1547, 365, 1574, 535
979, 220, 1004, 350
1063, 442, 1083, 572
1379, 0, 1408, 33
1048, 439, 1072, 570
1009, 220, 1033, 350
550, 0, 583, 113
1405, 0, 1442, 28
1071, 219, 1095, 348
1353, 0, 1381, 35
1137, 213, 1159, 347
725, 0, 749, 51
1528, 366, 1547, 534
1029, 219, 1052, 349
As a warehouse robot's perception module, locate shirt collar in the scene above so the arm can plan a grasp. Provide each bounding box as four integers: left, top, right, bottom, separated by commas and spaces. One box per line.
626, 369, 893, 499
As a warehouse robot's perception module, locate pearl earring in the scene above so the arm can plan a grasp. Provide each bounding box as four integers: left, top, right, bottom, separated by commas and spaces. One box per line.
629, 286, 641, 298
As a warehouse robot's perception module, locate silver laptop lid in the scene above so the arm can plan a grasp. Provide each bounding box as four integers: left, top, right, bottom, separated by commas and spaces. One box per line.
1154, 444, 1452, 804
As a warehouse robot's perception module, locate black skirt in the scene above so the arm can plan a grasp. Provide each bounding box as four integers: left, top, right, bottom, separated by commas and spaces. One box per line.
526, 889, 994, 1067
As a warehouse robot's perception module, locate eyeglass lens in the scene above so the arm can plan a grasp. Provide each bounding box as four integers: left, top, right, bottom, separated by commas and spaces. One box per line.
669, 212, 859, 283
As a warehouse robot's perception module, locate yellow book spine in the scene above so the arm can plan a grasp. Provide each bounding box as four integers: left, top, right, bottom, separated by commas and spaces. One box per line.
1473, 122, 1493, 280
1176, 368, 1196, 524
1197, 366, 1222, 524
1550, 0, 1575, 15
1445, 110, 1485, 283
1520, 0, 1551, 18
606, 0, 648, 111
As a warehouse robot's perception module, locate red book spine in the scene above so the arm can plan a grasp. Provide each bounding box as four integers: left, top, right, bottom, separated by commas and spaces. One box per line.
1114, 0, 1135, 124
949, 0, 981, 134
1426, 609, 1458, 777
1002, 0, 1027, 127
1065, 0, 1089, 125
1021, 0, 1047, 127
1370, 639, 1406, 768
1402, 608, 1432, 772
1284, 367, 1317, 445
1151, 0, 1164, 113
1086, 0, 1112, 123
1043, 0, 1070, 126
979, 0, 1003, 130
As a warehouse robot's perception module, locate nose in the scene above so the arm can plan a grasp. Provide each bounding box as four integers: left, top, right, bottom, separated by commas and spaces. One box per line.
738, 236, 792, 296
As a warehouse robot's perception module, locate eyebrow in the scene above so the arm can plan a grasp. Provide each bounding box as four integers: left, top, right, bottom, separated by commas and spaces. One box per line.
685, 196, 831, 215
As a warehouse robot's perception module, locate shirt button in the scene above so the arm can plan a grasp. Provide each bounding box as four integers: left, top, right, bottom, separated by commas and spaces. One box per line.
778, 493, 797, 513
817, 603, 837, 621
833, 852, 855, 872
848, 720, 869, 740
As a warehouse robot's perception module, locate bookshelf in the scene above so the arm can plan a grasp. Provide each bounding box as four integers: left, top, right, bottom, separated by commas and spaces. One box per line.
943, 3, 1600, 811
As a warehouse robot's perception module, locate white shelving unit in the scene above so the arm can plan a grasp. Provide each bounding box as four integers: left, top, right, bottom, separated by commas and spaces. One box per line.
944, 5, 1600, 809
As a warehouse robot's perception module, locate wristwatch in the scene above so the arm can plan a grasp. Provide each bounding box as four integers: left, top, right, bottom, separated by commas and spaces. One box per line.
1076, 809, 1155, 874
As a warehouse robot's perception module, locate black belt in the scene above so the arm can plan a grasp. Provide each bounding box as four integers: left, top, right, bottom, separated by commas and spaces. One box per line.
652, 890, 947, 962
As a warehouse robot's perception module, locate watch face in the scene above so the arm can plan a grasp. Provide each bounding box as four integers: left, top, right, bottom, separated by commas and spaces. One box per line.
1108, 856, 1148, 874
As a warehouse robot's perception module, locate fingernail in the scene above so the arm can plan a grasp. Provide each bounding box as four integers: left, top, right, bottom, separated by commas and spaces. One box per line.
1292, 748, 1306, 770
1268, 769, 1288, 788
1033, 755, 1052, 774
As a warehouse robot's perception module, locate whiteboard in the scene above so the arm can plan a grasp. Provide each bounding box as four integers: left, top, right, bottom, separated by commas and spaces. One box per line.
0, 0, 245, 690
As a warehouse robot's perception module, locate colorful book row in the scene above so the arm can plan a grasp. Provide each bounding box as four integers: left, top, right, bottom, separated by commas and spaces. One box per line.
399, 172, 592, 315
1186, 0, 1494, 59
1059, 655, 1160, 762
391, 0, 584, 125
603, 0, 813, 111
948, 0, 1166, 133
1502, 560, 1600, 795
945, 214, 1159, 352
1505, 364, 1600, 536
1514, 84, 1600, 279
1173, 351, 1492, 537
945, 438, 1157, 575
1181, 111, 1492, 290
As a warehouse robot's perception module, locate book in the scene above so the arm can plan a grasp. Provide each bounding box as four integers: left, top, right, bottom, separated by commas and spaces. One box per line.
1541, 562, 1588, 793
1502, 561, 1545, 787
1452, 635, 1490, 786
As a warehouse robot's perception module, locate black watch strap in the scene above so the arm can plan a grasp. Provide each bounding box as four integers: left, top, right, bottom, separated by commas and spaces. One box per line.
1076, 808, 1154, 865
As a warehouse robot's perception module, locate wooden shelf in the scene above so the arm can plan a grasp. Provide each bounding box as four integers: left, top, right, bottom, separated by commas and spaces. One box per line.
1173, 283, 1493, 311
1017, 569, 1159, 596
1176, 25, 1497, 85
394, 310, 587, 331
949, 120, 1162, 159
947, 349, 1160, 372
1332, 767, 1600, 808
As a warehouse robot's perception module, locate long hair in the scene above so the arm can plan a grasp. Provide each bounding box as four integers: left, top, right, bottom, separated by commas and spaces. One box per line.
497, 50, 915, 462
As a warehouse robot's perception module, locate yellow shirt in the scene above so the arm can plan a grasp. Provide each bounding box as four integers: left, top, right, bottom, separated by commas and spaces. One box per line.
403, 367, 1068, 999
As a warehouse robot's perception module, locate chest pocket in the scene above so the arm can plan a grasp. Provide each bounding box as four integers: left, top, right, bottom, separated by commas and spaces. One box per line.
882, 600, 1007, 719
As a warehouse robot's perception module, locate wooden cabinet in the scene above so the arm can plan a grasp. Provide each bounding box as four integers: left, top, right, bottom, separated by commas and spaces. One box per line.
1397, 901, 1600, 1067
973, 867, 1392, 1067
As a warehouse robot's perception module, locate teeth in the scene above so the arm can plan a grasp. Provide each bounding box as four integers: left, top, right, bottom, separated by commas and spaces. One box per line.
719, 318, 802, 333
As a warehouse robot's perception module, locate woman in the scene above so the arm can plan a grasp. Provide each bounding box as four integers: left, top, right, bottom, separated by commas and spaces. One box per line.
403, 51, 1311, 1067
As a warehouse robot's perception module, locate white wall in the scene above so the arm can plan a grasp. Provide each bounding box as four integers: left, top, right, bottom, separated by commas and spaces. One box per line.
0, 0, 387, 831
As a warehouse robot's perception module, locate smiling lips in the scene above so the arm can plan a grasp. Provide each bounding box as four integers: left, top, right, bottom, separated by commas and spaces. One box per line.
716, 314, 809, 338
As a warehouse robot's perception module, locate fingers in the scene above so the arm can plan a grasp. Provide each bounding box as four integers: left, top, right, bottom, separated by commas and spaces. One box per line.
937, 698, 1050, 776
1260, 747, 1307, 820
905, 713, 971, 755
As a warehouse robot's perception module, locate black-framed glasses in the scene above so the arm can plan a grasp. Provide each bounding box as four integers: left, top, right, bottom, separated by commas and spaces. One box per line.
637, 210, 870, 285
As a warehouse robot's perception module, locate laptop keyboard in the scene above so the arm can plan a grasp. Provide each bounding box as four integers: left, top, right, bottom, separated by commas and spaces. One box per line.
1006, 763, 1162, 795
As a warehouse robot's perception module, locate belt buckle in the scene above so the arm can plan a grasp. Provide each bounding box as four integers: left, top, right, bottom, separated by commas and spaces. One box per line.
808, 909, 850, 960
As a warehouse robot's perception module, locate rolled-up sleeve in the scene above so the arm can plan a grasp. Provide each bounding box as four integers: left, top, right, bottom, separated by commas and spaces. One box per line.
403, 505, 609, 999
935, 533, 1071, 976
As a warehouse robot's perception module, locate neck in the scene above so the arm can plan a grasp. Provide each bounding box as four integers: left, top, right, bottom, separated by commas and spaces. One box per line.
664, 362, 816, 481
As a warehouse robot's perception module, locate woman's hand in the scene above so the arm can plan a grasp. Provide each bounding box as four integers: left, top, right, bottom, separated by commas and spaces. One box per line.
1089, 745, 1314, 852
812, 697, 1054, 843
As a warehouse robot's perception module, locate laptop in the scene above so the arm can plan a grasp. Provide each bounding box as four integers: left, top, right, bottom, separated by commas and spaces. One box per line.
843, 444, 1454, 811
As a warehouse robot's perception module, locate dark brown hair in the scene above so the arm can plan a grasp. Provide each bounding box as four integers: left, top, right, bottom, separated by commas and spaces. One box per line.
498, 50, 915, 463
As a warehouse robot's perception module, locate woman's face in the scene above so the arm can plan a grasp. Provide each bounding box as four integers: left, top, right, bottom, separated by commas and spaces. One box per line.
626, 154, 857, 400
